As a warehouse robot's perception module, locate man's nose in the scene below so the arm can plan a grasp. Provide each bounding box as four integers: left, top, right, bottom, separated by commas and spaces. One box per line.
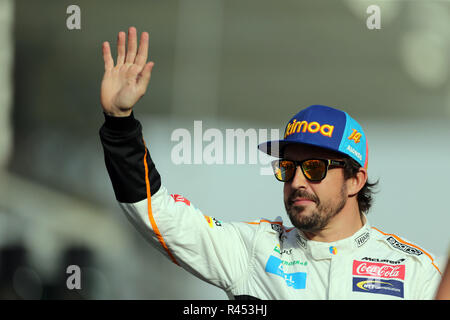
289, 166, 309, 189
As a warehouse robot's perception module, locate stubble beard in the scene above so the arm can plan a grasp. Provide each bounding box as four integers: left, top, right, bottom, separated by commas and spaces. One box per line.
285, 184, 348, 233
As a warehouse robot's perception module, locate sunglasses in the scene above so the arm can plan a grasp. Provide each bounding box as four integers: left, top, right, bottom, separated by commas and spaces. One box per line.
271, 159, 346, 182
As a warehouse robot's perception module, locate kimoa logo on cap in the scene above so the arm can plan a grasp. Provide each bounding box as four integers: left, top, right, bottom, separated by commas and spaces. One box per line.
284, 119, 334, 139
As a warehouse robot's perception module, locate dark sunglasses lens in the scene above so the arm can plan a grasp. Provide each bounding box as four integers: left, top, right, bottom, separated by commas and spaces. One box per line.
302, 160, 326, 181
273, 160, 296, 181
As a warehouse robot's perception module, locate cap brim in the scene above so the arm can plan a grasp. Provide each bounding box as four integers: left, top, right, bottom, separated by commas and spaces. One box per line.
258, 140, 349, 159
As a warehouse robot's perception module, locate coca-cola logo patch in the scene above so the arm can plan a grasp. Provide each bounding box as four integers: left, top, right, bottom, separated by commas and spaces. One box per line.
353, 260, 405, 280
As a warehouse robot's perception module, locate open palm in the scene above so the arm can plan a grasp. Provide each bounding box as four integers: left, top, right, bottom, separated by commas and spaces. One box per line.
100, 26, 154, 117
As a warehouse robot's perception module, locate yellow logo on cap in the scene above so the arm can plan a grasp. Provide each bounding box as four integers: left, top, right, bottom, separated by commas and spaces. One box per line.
284, 119, 334, 139
348, 129, 362, 144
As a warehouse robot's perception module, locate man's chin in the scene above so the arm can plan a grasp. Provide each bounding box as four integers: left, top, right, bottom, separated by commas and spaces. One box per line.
287, 207, 308, 223
286, 207, 322, 232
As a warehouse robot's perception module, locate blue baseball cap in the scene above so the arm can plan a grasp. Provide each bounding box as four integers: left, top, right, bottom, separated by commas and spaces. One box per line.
258, 105, 368, 169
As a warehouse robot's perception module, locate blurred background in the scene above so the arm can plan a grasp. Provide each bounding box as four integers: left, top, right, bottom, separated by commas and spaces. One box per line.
0, 0, 449, 299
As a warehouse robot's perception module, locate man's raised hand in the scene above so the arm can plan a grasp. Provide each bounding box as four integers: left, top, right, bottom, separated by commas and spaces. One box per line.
101, 26, 154, 117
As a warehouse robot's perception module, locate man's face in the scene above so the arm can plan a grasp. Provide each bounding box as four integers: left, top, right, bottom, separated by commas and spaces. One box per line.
283, 144, 348, 233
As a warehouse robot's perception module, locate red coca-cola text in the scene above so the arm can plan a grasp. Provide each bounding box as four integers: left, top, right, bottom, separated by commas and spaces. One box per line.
353, 260, 405, 280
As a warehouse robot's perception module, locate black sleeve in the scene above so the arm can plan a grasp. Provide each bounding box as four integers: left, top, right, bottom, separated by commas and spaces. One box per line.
99, 112, 161, 203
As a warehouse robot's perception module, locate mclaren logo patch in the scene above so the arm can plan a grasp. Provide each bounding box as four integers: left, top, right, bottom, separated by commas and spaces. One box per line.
386, 236, 423, 256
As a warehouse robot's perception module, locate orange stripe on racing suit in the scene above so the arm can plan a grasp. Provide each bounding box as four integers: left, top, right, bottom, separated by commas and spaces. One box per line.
143, 139, 179, 265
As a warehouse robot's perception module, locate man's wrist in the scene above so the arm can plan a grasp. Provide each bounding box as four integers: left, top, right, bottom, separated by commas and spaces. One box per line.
104, 109, 133, 117
103, 111, 139, 131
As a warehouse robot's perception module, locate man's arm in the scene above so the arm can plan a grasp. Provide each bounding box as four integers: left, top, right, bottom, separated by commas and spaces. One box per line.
99, 27, 256, 292
435, 250, 450, 299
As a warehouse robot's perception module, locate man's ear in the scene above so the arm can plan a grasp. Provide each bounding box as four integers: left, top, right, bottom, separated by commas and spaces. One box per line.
347, 167, 367, 197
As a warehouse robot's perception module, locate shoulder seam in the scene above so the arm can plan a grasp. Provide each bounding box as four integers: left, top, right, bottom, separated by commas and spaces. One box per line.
372, 227, 441, 275
244, 219, 283, 226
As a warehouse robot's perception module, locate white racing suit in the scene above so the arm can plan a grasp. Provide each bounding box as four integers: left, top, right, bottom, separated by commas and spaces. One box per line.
99, 113, 441, 300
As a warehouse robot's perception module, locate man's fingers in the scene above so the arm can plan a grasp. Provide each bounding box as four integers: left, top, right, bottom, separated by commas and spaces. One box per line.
125, 27, 138, 64
102, 41, 114, 70
117, 31, 126, 65
135, 31, 149, 67
137, 61, 154, 92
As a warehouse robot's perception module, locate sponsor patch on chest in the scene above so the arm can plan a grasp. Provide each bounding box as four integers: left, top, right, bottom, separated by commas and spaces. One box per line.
352, 260, 405, 298
265, 255, 307, 289
353, 260, 405, 280
352, 277, 404, 298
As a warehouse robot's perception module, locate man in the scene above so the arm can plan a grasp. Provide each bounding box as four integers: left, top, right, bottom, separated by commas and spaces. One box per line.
99, 27, 441, 299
